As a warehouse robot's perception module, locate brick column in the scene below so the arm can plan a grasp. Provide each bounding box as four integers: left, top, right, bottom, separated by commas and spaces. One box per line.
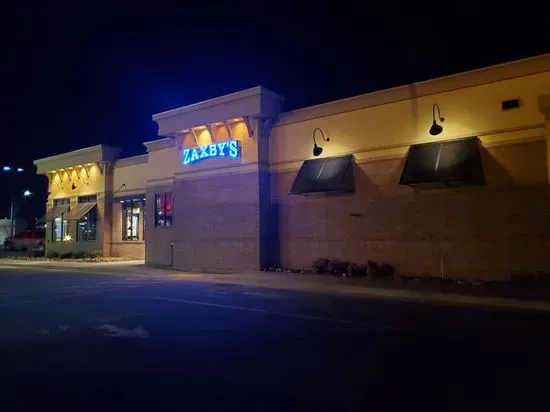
257, 118, 276, 270
102, 163, 114, 257
538, 94, 550, 186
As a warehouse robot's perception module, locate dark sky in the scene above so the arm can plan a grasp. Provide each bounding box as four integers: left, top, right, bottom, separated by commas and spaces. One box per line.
3, 1, 549, 219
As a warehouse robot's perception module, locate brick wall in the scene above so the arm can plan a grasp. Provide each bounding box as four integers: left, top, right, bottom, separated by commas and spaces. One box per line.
108, 199, 145, 259
111, 242, 145, 259
271, 139, 550, 280
145, 171, 261, 271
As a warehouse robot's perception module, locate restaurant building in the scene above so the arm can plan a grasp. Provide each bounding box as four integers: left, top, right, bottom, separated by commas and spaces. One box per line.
34, 54, 550, 279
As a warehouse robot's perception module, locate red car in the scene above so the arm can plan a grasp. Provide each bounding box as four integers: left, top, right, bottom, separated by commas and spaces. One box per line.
4, 229, 45, 252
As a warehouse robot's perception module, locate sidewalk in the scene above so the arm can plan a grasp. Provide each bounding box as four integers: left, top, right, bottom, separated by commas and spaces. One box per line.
171, 271, 550, 312
1, 259, 549, 312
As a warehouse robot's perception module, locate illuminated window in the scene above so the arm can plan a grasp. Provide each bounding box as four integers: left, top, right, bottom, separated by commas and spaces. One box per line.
122, 199, 145, 240
52, 198, 69, 242
77, 195, 97, 241
154, 192, 173, 227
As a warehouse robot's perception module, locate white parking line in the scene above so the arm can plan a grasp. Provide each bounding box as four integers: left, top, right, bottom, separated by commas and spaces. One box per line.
152, 296, 418, 333
1, 283, 153, 307
54, 284, 142, 299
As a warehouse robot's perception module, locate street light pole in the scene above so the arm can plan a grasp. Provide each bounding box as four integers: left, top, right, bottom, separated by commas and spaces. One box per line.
10, 198, 14, 237
10, 190, 32, 237
2, 165, 27, 237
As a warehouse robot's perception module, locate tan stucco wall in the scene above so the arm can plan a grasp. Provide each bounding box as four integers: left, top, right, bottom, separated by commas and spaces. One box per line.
113, 160, 147, 196
48, 164, 106, 200
270, 72, 550, 167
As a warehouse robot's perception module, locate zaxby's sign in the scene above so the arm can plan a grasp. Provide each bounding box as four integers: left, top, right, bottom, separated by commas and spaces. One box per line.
182, 140, 240, 166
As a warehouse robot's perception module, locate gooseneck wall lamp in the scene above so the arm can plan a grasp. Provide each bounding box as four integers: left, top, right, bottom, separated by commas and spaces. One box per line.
312, 128, 330, 157
429, 103, 445, 136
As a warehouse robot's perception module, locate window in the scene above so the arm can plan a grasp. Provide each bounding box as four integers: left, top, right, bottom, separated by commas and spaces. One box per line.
52, 198, 70, 242
78, 195, 97, 203
155, 192, 173, 227
122, 199, 145, 240
77, 195, 97, 241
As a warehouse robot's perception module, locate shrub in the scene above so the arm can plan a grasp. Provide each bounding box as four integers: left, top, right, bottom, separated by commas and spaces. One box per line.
312, 258, 329, 274
366, 261, 380, 278
73, 251, 88, 259
347, 263, 366, 277
46, 251, 59, 259
379, 263, 397, 277
28, 249, 45, 258
327, 259, 349, 276
60, 252, 73, 259
88, 250, 104, 258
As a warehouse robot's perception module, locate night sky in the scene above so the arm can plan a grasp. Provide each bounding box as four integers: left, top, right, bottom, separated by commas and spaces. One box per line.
4, 1, 549, 221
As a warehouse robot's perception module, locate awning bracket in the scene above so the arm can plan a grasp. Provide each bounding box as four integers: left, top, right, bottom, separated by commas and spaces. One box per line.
206, 125, 216, 143
222, 121, 233, 139
243, 116, 254, 138
189, 129, 200, 146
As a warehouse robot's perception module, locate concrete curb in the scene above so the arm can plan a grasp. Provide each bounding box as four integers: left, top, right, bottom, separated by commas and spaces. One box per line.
173, 273, 550, 313
0, 259, 144, 268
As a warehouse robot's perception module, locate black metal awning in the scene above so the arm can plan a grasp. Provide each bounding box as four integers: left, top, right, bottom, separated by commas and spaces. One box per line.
37, 204, 70, 223
67, 202, 96, 220
400, 137, 484, 186
290, 155, 355, 195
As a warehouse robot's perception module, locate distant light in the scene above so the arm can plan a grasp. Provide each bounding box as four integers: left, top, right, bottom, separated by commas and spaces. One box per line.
63, 234, 72, 242
3, 166, 11, 172
23, 190, 32, 197
16, 167, 24, 172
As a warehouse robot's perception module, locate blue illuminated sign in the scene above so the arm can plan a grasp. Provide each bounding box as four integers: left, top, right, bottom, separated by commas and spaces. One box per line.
182, 140, 240, 166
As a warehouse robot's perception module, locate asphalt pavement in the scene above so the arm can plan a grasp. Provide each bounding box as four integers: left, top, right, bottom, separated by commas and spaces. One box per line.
1, 265, 549, 411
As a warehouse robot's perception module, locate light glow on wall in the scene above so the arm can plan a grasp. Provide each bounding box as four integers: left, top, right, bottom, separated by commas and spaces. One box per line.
182, 140, 240, 166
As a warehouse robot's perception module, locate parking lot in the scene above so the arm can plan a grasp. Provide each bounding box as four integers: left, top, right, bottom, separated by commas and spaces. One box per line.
1, 264, 550, 411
